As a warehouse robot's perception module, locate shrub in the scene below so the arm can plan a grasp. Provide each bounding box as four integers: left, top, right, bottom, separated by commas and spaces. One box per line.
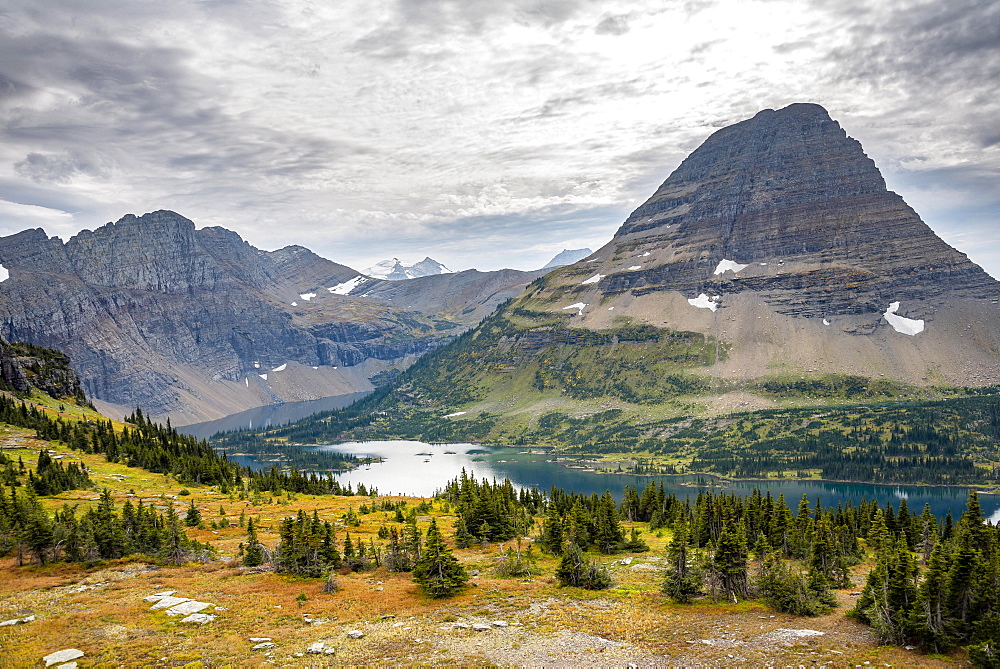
556, 543, 614, 590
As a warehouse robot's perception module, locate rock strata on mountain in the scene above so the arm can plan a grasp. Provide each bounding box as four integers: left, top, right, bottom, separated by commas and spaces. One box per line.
0, 211, 538, 424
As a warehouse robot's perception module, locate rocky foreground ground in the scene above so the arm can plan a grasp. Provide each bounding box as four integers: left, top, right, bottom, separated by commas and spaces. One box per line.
0, 557, 947, 667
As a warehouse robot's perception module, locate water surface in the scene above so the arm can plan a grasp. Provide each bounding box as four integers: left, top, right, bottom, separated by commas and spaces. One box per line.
232, 439, 1000, 522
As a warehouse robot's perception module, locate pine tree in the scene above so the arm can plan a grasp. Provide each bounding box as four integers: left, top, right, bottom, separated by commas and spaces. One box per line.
539, 504, 564, 555
711, 523, 750, 603
663, 519, 701, 603
453, 515, 473, 549
243, 518, 264, 567
412, 518, 468, 598
185, 500, 202, 528
556, 542, 614, 590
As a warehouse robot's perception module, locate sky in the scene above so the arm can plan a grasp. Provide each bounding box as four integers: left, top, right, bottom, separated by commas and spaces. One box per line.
0, 0, 997, 276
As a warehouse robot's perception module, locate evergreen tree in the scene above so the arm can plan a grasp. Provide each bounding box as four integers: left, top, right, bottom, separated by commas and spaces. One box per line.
662, 519, 701, 603
412, 519, 468, 598
710, 524, 750, 603
185, 500, 202, 528
243, 518, 264, 567
539, 504, 564, 555
453, 515, 473, 549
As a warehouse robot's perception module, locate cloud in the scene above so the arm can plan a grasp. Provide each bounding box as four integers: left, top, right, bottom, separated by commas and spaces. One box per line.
595, 14, 632, 35
0, 0, 995, 281
14, 151, 108, 183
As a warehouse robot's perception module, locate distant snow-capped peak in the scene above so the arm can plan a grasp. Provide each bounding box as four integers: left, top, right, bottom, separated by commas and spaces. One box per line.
543, 248, 593, 269
363, 257, 452, 280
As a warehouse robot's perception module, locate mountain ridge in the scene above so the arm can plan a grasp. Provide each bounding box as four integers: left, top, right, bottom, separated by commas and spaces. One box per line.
0, 211, 542, 424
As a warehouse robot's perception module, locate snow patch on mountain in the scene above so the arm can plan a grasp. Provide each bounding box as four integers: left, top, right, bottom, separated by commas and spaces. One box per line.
299, 292, 316, 301
562, 302, 587, 315
0, 264, 8, 282
364, 257, 451, 281
329, 276, 366, 295
688, 294, 720, 312
714, 259, 749, 275
271, 363, 287, 372
884, 302, 924, 335
581, 274, 604, 285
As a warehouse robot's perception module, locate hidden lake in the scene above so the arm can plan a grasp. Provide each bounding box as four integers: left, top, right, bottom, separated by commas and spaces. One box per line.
218, 438, 1000, 522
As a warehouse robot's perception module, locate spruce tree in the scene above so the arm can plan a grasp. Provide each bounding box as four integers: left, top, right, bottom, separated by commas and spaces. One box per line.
711, 524, 750, 603
663, 519, 701, 603
412, 519, 468, 598
453, 515, 473, 549
243, 518, 264, 567
185, 500, 202, 528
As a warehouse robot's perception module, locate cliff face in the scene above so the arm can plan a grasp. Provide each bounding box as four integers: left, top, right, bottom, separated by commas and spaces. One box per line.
0, 339, 87, 402
0, 211, 539, 423
507, 103, 1000, 389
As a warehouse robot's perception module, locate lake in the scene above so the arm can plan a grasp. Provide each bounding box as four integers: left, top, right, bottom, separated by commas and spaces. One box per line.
229, 439, 1000, 522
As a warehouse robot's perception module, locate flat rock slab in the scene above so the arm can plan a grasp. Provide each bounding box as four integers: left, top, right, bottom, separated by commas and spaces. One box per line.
43, 649, 84, 666
346, 630, 364, 639
149, 596, 190, 610
491, 620, 508, 628
307, 642, 326, 654
472, 623, 491, 631
179, 613, 216, 624
143, 590, 176, 602
0, 615, 35, 626
166, 600, 213, 616
252, 642, 276, 650
249, 637, 272, 642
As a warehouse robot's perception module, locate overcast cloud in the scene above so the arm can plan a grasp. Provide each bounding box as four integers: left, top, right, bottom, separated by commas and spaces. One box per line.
0, 0, 997, 276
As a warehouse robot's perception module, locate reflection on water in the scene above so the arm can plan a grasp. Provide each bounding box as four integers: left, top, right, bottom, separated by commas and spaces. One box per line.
231, 439, 1000, 519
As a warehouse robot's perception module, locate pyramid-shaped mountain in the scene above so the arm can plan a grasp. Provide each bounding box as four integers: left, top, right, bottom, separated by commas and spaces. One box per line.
514, 103, 1000, 390
607, 102, 997, 316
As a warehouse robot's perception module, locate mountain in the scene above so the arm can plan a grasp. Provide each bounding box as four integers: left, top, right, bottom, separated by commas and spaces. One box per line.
304, 103, 1000, 446
363, 257, 452, 280
542, 248, 593, 269
0, 211, 539, 425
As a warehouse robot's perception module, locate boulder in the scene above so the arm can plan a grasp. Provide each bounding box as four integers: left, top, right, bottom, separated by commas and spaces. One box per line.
251, 642, 276, 650
346, 630, 364, 639
307, 642, 326, 654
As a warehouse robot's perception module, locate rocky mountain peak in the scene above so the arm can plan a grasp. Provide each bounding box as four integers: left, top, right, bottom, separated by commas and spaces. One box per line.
599, 103, 998, 317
